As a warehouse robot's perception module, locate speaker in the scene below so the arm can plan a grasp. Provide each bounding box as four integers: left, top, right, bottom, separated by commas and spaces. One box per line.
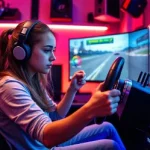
50, 0, 72, 22
94, 0, 120, 22
51, 65, 62, 101
121, 0, 147, 18
13, 20, 39, 61
31, 0, 39, 20
87, 12, 94, 23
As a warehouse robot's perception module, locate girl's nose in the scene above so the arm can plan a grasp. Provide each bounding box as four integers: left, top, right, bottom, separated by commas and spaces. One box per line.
49, 53, 56, 61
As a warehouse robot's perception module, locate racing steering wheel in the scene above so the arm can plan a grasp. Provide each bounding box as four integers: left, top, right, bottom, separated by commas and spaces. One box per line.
95, 56, 125, 124
101, 56, 125, 91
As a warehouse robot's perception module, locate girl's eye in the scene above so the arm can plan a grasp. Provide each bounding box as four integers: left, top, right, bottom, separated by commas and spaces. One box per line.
44, 50, 50, 53
43, 47, 55, 53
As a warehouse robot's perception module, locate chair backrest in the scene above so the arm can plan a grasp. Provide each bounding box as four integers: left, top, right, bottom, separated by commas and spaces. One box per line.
0, 134, 10, 150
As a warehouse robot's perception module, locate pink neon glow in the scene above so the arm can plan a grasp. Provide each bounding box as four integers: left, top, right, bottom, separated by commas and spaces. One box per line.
0, 23, 108, 31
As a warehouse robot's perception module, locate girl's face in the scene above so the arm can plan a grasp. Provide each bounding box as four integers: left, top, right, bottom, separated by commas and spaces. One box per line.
27, 32, 56, 77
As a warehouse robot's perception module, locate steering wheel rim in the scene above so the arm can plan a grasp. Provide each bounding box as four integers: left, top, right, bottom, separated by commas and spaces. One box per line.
101, 57, 125, 92
95, 57, 125, 124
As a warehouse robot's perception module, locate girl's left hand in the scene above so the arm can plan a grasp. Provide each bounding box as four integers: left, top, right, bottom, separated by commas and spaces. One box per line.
69, 70, 86, 92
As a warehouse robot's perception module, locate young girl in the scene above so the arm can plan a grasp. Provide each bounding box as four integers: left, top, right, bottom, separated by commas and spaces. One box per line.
0, 20, 126, 150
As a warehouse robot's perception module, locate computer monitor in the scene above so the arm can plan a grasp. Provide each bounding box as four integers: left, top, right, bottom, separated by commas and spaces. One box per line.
128, 28, 149, 81
69, 33, 129, 82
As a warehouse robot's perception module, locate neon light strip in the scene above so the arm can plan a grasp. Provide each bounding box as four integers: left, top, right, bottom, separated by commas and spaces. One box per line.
0, 23, 108, 31
123, 0, 131, 9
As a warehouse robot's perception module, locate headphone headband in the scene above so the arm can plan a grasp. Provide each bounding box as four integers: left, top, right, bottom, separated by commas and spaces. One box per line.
18, 20, 40, 43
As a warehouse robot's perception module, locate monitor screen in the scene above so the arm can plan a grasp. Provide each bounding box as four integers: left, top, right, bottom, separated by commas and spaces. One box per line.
128, 28, 149, 81
69, 33, 129, 82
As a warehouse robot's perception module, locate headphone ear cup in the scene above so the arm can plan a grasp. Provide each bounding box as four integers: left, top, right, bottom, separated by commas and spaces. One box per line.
23, 44, 31, 60
13, 44, 31, 61
12, 21, 40, 61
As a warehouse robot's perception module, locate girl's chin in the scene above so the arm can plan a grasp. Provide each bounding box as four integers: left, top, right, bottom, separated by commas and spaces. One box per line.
40, 69, 50, 74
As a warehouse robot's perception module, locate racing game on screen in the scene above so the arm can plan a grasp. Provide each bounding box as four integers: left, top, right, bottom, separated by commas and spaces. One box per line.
69, 33, 129, 81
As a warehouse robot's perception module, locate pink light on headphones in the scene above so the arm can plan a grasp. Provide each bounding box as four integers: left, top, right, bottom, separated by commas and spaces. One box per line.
0, 23, 108, 31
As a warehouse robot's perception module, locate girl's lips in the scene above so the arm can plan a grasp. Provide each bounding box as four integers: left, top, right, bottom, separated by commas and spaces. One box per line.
47, 65, 52, 68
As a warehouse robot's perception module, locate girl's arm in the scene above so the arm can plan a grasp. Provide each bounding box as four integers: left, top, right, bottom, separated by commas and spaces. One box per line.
43, 88, 121, 148
43, 102, 93, 148
56, 70, 86, 117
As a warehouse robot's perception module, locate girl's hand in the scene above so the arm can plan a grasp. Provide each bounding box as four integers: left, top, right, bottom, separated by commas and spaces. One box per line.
86, 89, 121, 117
69, 70, 86, 92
